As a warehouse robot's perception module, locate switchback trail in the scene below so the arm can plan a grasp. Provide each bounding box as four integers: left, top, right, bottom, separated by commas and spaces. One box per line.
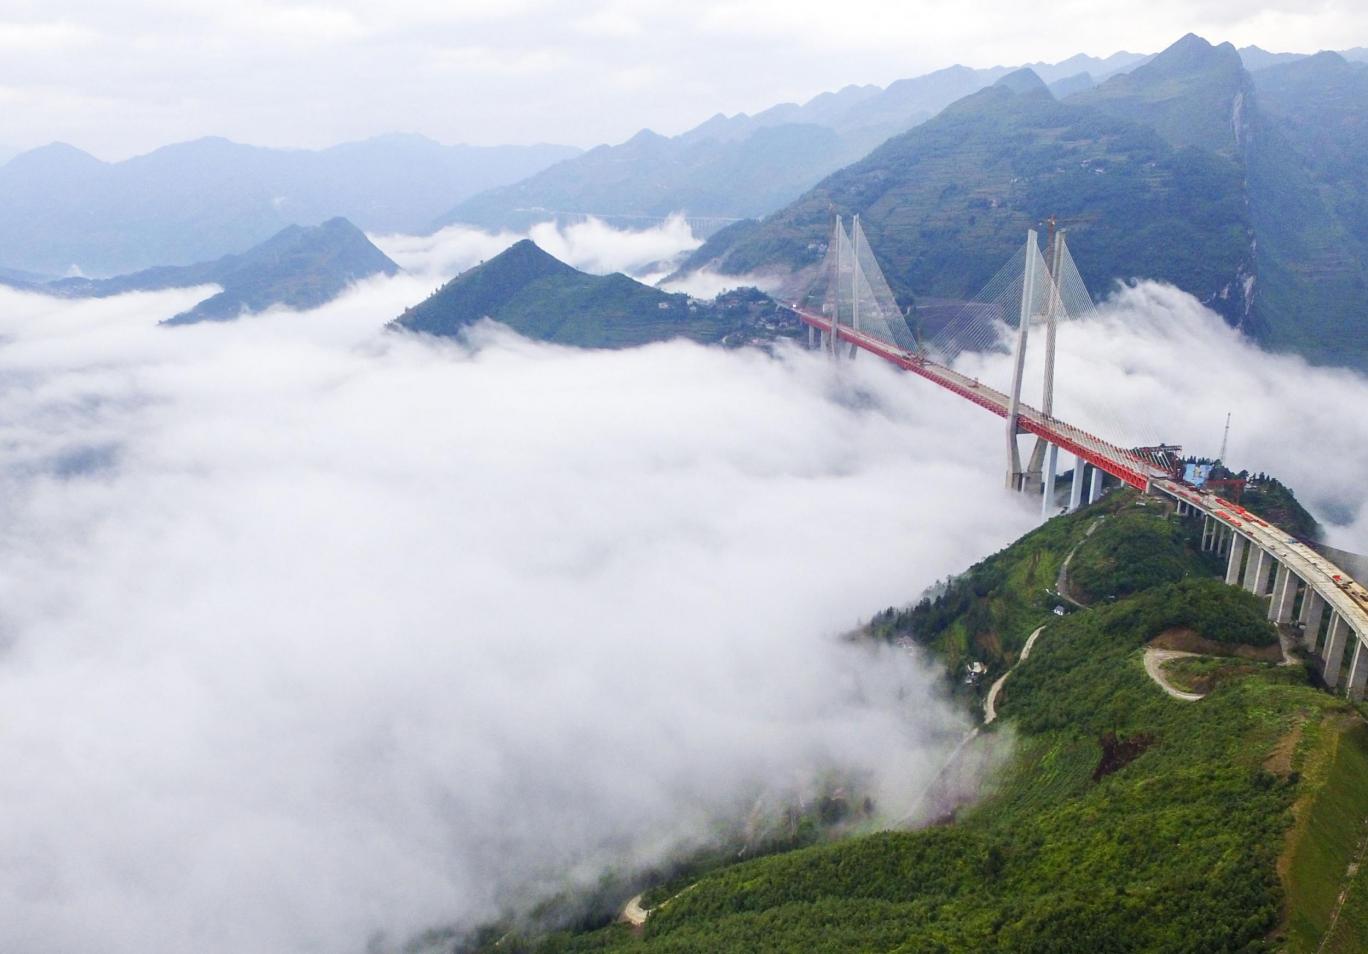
1142, 648, 1205, 702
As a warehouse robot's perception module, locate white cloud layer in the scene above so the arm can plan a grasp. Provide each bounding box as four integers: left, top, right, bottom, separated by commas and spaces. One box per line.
0, 270, 1364, 954
374, 215, 701, 284
0, 279, 1037, 954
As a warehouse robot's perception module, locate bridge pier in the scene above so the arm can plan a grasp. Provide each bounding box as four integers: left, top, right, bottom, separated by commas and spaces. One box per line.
1270, 564, 1298, 623
1201, 514, 1215, 551
1225, 534, 1248, 586
1347, 639, 1368, 701
1301, 590, 1327, 651
1322, 613, 1350, 688
1089, 467, 1103, 503
1067, 458, 1086, 512
1243, 546, 1272, 595
1041, 443, 1059, 518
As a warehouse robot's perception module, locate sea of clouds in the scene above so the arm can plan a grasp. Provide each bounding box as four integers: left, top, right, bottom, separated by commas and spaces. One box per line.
1, 219, 1366, 954
373, 214, 780, 299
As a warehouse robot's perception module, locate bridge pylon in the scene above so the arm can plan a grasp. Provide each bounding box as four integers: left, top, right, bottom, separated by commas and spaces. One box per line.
1004, 229, 1038, 491
1023, 224, 1064, 495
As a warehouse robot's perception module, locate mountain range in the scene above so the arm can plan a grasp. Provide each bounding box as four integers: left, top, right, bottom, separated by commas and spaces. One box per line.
3, 217, 398, 325
391, 239, 795, 348
675, 35, 1368, 370
0, 134, 577, 276
434, 52, 1150, 236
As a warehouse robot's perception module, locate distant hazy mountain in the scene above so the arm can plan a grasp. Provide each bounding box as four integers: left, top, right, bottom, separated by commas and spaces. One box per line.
1048, 73, 1097, 98
0, 264, 52, 285
1070, 34, 1250, 157
391, 239, 793, 348
0, 134, 579, 276
436, 53, 1151, 235
6, 218, 398, 325
677, 34, 1368, 369
1239, 46, 1307, 70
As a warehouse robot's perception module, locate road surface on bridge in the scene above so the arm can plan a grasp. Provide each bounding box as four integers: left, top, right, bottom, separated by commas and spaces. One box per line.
1157, 481, 1368, 645
793, 308, 1167, 491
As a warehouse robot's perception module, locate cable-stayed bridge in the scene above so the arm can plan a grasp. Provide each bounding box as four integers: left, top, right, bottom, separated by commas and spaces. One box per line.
789, 216, 1368, 699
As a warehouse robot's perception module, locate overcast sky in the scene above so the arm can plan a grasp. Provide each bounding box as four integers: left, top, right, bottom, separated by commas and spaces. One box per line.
2, 1, 1366, 159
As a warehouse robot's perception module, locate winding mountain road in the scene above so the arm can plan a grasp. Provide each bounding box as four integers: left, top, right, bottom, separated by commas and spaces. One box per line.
1142, 648, 1204, 702
984, 626, 1046, 725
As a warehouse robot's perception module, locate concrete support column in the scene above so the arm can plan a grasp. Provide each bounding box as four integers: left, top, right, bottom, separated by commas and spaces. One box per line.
1346, 639, 1368, 701
1089, 466, 1103, 502
1243, 546, 1270, 594
1322, 613, 1349, 689
1270, 565, 1297, 623
1226, 534, 1248, 586
1068, 459, 1085, 513
1041, 443, 1059, 519
1301, 591, 1327, 651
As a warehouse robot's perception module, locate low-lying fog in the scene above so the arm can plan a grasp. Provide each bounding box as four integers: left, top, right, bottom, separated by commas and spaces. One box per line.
0, 219, 1365, 954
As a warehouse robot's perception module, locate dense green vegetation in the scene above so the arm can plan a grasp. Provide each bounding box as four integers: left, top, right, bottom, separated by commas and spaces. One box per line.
1066, 509, 1205, 602
1239, 474, 1324, 542
479, 488, 1367, 953
392, 239, 800, 348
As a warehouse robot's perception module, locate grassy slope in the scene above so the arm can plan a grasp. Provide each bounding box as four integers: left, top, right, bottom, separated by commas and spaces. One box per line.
1282, 719, 1368, 952
505, 490, 1367, 954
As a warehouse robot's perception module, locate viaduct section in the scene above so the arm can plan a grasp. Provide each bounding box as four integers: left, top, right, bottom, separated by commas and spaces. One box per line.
792, 221, 1368, 699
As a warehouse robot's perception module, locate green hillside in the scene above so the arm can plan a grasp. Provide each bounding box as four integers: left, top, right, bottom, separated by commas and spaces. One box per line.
479, 490, 1368, 953
390, 239, 797, 348
680, 63, 1252, 327
1244, 53, 1368, 367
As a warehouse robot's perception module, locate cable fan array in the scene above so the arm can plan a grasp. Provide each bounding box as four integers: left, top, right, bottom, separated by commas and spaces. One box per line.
798, 215, 917, 354
801, 220, 1180, 477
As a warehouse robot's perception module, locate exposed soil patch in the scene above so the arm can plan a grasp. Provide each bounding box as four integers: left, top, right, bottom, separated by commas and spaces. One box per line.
1150, 626, 1284, 662
1093, 731, 1155, 781
976, 629, 1003, 660
1264, 715, 1307, 777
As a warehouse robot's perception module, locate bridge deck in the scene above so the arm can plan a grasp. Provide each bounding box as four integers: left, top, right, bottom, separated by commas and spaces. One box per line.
793, 308, 1368, 657
795, 310, 1167, 490
1158, 481, 1368, 639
